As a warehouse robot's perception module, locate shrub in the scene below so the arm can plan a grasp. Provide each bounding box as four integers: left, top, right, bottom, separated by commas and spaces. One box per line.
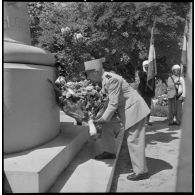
156, 94, 168, 106
151, 104, 168, 117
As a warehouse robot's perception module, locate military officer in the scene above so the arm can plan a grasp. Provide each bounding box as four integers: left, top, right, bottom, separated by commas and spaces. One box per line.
84, 58, 150, 180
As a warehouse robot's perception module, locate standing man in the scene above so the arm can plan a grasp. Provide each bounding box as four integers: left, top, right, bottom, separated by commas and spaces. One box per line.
138, 60, 155, 125
167, 64, 185, 126
84, 59, 150, 180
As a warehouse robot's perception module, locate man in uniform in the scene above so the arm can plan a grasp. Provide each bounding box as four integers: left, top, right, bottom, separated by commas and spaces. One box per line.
84, 59, 150, 180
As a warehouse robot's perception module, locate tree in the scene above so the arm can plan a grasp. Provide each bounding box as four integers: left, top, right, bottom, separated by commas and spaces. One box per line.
27, 2, 190, 82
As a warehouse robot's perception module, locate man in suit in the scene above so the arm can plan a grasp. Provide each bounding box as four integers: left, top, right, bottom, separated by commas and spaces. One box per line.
84, 59, 150, 180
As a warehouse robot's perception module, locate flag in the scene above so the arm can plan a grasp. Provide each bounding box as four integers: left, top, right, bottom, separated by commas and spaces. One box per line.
180, 21, 188, 75
181, 22, 188, 66
147, 24, 157, 91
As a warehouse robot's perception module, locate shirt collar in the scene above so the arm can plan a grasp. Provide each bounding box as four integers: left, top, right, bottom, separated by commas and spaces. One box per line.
102, 71, 109, 86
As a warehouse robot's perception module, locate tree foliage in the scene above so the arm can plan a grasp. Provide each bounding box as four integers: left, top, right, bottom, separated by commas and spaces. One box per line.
27, 2, 190, 82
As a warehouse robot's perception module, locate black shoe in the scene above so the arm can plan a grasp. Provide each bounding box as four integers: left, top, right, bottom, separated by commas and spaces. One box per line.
127, 172, 149, 181
95, 152, 116, 160
168, 122, 174, 126
175, 122, 181, 126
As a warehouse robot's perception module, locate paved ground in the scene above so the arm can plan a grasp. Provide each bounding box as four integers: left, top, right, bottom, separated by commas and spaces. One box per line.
110, 116, 182, 192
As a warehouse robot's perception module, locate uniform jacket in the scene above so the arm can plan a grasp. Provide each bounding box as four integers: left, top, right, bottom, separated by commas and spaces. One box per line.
101, 71, 150, 130
167, 75, 185, 99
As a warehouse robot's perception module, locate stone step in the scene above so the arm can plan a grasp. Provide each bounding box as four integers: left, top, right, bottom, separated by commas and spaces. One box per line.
4, 123, 89, 193
49, 128, 125, 192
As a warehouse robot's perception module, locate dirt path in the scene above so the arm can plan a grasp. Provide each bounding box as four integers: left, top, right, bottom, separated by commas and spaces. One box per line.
110, 116, 181, 192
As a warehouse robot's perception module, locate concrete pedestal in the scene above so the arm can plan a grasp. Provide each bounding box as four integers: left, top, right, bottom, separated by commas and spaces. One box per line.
50, 127, 125, 192
4, 123, 89, 193
4, 63, 60, 154
4, 1, 58, 154
4, 2, 31, 45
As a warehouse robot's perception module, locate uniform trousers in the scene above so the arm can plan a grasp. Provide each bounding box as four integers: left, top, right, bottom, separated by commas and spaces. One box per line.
101, 121, 122, 154
101, 117, 148, 175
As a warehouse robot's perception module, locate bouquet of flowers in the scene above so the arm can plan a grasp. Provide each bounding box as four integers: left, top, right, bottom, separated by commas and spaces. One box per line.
48, 76, 108, 138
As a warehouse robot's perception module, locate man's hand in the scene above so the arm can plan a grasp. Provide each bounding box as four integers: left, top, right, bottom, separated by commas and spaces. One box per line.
175, 81, 181, 85
93, 117, 105, 124
179, 96, 185, 102
82, 121, 89, 126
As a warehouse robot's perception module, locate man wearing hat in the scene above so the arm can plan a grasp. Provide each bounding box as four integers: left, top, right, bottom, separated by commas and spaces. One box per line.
167, 64, 185, 126
84, 58, 150, 180
137, 60, 155, 125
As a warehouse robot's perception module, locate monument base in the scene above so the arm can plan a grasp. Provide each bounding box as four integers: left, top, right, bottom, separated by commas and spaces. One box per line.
4, 63, 60, 154
50, 128, 124, 192
4, 123, 89, 193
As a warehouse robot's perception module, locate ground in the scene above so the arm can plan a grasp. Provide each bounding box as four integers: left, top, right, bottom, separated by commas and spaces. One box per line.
110, 116, 181, 192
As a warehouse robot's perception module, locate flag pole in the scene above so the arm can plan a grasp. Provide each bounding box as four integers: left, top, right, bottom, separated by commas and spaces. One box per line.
146, 16, 157, 91
150, 17, 156, 45
180, 20, 188, 78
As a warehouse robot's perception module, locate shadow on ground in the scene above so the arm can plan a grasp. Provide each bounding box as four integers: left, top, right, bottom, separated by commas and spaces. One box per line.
111, 118, 178, 192
113, 139, 173, 177
146, 118, 181, 132
146, 131, 179, 145
145, 119, 181, 145
111, 153, 173, 192
146, 157, 173, 176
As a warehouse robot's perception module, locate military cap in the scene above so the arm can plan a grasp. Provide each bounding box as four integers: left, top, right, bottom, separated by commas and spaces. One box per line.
84, 59, 103, 71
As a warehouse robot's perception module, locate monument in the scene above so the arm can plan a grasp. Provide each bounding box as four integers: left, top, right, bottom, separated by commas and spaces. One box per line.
3, 3, 122, 193
4, 3, 91, 192
4, 2, 60, 154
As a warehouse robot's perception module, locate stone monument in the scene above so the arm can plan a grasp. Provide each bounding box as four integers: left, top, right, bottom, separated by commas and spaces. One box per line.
4, 2, 60, 154
3, 3, 92, 193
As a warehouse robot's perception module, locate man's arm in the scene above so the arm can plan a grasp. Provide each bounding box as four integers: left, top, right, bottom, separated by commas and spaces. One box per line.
95, 78, 121, 122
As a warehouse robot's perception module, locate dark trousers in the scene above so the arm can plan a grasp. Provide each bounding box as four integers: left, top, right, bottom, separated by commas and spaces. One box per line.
142, 95, 152, 123
168, 98, 183, 124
